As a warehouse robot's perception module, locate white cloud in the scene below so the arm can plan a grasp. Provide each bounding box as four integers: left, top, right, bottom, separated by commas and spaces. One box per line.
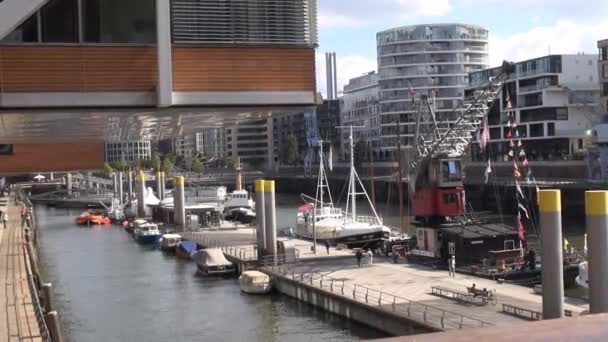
489, 20, 608, 66
318, 0, 451, 29
316, 53, 377, 98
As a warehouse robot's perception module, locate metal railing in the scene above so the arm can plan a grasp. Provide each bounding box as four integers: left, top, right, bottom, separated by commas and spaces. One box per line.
264, 264, 493, 331
23, 245, 51, 342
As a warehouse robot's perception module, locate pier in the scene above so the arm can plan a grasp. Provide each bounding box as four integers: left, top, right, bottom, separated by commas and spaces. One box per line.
0, 195, 45, 341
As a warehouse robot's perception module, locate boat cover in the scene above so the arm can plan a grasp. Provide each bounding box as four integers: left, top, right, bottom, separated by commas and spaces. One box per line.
177, 240, 198, 255
240, 271, 270, 284
194, 248, 232, 267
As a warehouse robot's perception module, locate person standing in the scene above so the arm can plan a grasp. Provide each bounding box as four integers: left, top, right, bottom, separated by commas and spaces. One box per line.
367, 249, 374, 265
2, 211, 7, 229
355, 249, 363, 267
448, 255, 456, 277
325, 240, 330, 255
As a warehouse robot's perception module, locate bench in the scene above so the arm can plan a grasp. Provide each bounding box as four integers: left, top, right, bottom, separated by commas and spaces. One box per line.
431, 286, 481, 305
502, 304, 542, 320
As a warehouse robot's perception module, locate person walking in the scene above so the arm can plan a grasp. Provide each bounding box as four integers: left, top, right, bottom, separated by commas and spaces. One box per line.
2, 211, 7, 229
367, 249, 373, 266
325, 240, 330, 255
355, 249, 363, 267
448, 255, 456, 277
392, 246, 399, 264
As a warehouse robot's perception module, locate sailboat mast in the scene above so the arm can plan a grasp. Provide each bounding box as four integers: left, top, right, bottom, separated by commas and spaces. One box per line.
319, 141, 324, 208
350, 126, 356, 219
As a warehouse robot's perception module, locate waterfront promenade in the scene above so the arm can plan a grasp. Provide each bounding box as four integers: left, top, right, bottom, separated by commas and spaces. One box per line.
0, 196, 43, 342
267, 258, 588, 332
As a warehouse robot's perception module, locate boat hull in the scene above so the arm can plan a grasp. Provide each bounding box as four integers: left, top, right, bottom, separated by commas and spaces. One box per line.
135, 234, 160, 244
224, 208, 255, 224
196, 264, 235, 276
295, 227, 390, 248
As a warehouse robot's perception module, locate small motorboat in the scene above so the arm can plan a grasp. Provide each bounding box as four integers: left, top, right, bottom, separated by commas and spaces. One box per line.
175, 240, 198, 260
193, 248, 235, 275
239, 271, 271, 294
133, 223, 161, 244
126, 219, 147, 235
159, 234, 182, 253
75, 210, 110, 226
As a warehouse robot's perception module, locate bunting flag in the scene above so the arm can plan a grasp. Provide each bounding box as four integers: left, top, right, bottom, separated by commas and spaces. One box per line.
511, 120, 517, 129
514, 161, 521, 178
484, 158, 492, 183
509, 139, 514, 148
522, 157, 529, 167
506, 89, 513, 110
508, 150, 514, 157
515, 129, 520, 138
518, 140, 523, 148
519, 149, 526, 157
328, 145, 333, 171
519, 202, 530, 219
515, 180, 525, 199
517, 213, 525, 241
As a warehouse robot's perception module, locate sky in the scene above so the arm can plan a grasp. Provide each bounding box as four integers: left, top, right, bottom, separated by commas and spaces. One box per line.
315, 0, 608, 97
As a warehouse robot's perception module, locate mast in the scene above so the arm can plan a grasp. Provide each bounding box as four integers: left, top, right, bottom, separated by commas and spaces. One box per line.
369, 141, 376, 207
235, 157, 242, 191
397, 119, 404, 234
349, 126, 356, 219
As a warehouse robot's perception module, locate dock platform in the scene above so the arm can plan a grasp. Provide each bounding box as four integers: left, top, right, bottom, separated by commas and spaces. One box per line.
263, 258, 588, 333
0, 196, 45, 341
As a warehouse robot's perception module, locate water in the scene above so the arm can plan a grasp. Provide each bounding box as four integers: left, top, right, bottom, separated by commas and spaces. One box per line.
35, 205, 388, 342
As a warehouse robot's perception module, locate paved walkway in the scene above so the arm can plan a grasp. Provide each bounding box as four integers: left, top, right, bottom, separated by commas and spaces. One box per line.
283, 258, 588, 329
0, 196, 43, 342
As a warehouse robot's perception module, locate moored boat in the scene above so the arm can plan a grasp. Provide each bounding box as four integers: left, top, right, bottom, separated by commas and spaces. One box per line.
126, 219, 147, 235
175, 240, 198, 260
159, 234, 182, 253
239, 271, 271, 294
133, 223, 161, 244
75, 210, 110, 226
223, 159, 255, 224
193, 248, 235, 275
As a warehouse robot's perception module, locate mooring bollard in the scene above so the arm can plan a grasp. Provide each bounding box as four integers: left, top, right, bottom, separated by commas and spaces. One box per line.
42, 283, 55, 313
585, 191, 608, 314
46, 311, 64, 342
539, 189, 564, 319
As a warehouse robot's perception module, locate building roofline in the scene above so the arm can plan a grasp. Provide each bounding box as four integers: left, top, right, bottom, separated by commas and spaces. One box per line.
377, 23, 488, 35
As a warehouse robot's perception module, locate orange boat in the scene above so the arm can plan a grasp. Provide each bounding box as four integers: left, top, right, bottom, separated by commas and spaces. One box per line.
75, 211, 110, 225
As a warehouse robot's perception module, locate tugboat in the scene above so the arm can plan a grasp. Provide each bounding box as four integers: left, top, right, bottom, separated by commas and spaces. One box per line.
223, 158, 255, 223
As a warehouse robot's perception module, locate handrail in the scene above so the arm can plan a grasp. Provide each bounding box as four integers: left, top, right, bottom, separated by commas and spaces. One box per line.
264, 263, 493, 330
23, 246, 52, 341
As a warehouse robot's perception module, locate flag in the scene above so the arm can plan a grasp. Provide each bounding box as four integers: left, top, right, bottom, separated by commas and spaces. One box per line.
517, 213, 525, 241
519, 149, 526, 157
511, 120, 517, 129
507, 130, 513, 139
408, 83, 416, 97
519, 202, 530, 219
522, 157, 529, 167
484, 158, 492, 184
518, 140, 522, 148
479, 117, 490, 151
506, 89, 513, 110
509, 140, 514, 148
514, 161, 521, 178
328, 145, 333, 171
515, 180, 524, 199
508, 149, 514, 157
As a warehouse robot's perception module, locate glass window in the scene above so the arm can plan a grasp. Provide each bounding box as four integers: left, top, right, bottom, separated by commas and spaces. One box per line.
530, 124, 544, 137
2, 15, 38, 42
547, 123, 555, 136
83, 0, 156, 43
41, 0, 78, 43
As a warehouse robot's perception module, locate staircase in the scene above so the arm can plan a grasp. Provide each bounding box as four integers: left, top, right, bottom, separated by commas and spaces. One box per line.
0, 0, 49, 40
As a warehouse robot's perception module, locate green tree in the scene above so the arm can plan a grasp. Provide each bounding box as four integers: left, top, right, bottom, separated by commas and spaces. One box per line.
161, 158, 174, 174
109, 161, 127, 171
192, 159, 204, 176
164, 152, 177, 165
152, 154, 162, 172
103, 162, 114, 176
286, 134, 299, 165
226, 157, 235, 170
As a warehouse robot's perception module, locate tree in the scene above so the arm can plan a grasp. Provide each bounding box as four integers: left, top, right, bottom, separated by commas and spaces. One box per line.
286, 134, 299, 165
161, 158, 174, 174
192, 159, 204, 176
103, 162, 114, 176
226, 157, 235, 170
109, 161, 127, 171
152, 154, 162, 172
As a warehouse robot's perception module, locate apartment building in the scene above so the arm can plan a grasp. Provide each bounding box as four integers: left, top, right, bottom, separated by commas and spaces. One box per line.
341, 71, 381, 159
226, 119, 274, 170
376, 24, 489, 159
599, 39, 608, 109
195, 128, 227, 167
105, 141, 152, 163
468, 54, 601, 161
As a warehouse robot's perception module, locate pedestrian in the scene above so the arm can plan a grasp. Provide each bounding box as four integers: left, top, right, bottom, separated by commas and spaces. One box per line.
0, 210, 3, 229
392, 246, 399, 264
448, 255, 456, 277
2, 211, 7, 229
325, 240, 330, 255
355, 249, 363, 267
367, 249, 373, 265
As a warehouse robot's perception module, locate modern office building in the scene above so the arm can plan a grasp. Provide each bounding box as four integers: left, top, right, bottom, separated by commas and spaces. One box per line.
195, 128, 226, 167
376, 23, 489, 159
341, 71, 381, 160
174, 134, 197, 164
0, 0, 318, 173
468, 54, 601, 161
272, 113, 307, 167
105, 141, 152, 163
599, 39, 608, 109
226, 119, 275, 170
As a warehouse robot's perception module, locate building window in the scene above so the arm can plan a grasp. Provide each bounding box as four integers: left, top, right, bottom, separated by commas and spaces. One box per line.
0, 144, 14, 155
1, 15, 38, 42
578, 139, 583, 150
530, 123, 544, 137
547, 123, 555, 136
41, 0, 78, 43
83, 0, 156, 43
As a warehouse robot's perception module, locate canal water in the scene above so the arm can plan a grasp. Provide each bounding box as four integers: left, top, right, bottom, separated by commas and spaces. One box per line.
34, 199, 389, 342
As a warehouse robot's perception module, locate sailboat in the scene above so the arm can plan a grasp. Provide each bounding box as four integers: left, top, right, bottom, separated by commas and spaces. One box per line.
296, 131, 391, 248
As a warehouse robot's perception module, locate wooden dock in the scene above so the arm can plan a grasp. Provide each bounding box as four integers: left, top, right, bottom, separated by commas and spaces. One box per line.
0, 197, 45, 342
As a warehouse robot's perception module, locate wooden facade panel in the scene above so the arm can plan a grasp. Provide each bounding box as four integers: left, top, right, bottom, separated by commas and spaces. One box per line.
0, 46, 157, 92
0, 142, 104, 173
172, 46, 316, 92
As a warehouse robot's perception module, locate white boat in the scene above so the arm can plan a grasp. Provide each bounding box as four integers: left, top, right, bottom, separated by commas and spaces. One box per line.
133, 223, 161, 244
159, 233, 182, 252
223, 159, 255, 223
193, 248, 235, 275
576, 261, 589, 289
239, 271, 272, 294
297, 133, 391, 248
